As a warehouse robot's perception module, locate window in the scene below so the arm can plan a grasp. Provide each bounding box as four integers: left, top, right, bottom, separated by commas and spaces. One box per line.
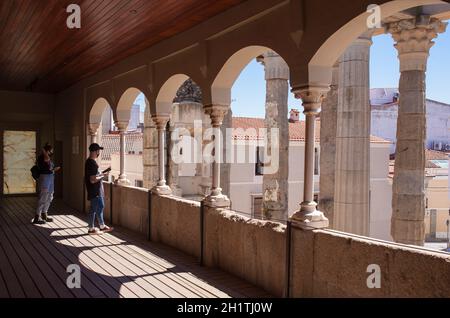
135, 180, 144, 188
313, 194, 319, 204
314, 147, 319, 175
252, 195, 263, 219
255, 146, 264, 176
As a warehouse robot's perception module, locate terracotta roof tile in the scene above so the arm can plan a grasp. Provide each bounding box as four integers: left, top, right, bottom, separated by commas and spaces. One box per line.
232, 117, 391, 143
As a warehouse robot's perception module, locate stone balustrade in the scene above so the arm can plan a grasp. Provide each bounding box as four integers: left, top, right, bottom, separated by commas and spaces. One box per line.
102, 182, 450, 297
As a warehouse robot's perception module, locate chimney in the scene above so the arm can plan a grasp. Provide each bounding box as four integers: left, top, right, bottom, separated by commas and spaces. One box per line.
289, 109, 300, 123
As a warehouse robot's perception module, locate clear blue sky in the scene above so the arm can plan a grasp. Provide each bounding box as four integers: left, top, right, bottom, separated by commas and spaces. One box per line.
135, 26, 450, 118
230, 27, 450, 118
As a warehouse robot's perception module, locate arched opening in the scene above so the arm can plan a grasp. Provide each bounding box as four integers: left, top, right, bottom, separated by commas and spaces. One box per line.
108, 88, 148, 187
154, 76, 209, 199
88, 98, 115, 178
211, 46, 295, 223
308, 0, 450, 248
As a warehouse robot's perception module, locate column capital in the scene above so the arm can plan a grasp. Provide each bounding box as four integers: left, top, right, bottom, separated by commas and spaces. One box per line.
88, 123, 100, 136
292, 86, 330, 115
386, 16, 447, 71
115, 121, 128, 132
203, 104, 230, 127
151, 114, 170, 130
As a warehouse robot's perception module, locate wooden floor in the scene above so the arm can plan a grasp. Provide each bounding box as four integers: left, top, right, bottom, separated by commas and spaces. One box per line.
0, 197, 271, 298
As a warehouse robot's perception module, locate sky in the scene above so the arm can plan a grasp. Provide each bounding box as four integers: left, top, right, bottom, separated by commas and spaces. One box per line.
230, 27, 450, 118
134, 24, 450, 119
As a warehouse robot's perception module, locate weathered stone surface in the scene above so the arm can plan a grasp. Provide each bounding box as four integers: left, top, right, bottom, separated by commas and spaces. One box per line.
151, 194, 201, 258
259, 52, 289, 222
334, 34, 371, 236
291, 228, 450, 297
204, 206, 287, 297
109, 184, 150, 236
319, 63, 338, 224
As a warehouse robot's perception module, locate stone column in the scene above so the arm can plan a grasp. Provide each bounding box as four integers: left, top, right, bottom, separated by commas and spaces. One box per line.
115, 121, 130, 185
167, 115, 182, 196
88, 123, 100, 144
387, 16, 447, 245
143, 110, 159, 189
198, 118, 212, 196
220, 109, 232, 197
291, 86, 330, 229
203, 104, 230, 208
257, 51, 289, 222
151, 115, 172, 195
319, 63, 339, 226
334, 32, 373, 236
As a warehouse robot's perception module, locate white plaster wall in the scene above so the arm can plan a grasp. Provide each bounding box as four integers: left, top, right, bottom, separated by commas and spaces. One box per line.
368, 145, 393, 241
371, 101, 450, 153
229, 140, 393, 240
111, 153, 143, 186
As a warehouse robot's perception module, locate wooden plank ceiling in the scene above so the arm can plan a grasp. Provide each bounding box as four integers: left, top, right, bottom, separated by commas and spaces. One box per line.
0, 0, 246, 93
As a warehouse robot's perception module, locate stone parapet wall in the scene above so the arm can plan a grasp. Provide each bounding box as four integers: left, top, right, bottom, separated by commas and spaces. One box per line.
203, 207, 287, 297
291, 229, 450, 297
102, 187, 450, 297
150, 194, 201, 258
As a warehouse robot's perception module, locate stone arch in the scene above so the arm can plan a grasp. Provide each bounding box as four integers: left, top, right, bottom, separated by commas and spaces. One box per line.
211, 46, 289, 106
153, 74, 190, 116
116, 87, 148, 123
89, 97, 111, 125
308, 0, 445, 87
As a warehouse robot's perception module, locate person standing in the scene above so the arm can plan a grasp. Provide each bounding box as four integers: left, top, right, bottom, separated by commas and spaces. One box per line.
34, 143, 61, 224
85, 143, 113, 235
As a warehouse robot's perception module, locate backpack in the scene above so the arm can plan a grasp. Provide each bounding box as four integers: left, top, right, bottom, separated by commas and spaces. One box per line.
31, 165, 40, 180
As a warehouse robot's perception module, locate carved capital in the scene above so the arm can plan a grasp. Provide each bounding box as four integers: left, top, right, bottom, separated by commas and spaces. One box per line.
115, 121, 129, 132
88, 123, 100, 136
386, 16, 447, 71
151, 114, 170, 130
203, 104, 230, 127
292, 86, 330, 116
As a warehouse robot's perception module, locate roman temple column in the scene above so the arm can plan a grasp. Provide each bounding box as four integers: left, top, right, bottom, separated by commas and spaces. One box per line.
318, 62, 339, 226
387, 16, 447, 245
334, 32, 373, 236
257, 51, 290, 222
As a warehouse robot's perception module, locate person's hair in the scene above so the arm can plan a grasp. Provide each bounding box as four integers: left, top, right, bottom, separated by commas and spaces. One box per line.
43, 143, 53, 152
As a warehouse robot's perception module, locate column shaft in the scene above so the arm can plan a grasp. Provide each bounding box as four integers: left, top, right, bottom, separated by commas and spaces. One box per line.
387, 16, 447, 245
334, 34, 372, 236
258, 51, 289, 222
319, 63, 339, 226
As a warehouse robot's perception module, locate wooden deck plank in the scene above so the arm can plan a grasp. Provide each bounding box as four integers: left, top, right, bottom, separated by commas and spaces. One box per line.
8, 198, 115, 298
0, 212, 58, 298
0, 213, 42, 298
1, 197, 272, 298
10, 198, 136, 298
60, 214, 220, 298
61, 212, 267, 298
0, 242, 25, 298
1, 199, 82, 298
